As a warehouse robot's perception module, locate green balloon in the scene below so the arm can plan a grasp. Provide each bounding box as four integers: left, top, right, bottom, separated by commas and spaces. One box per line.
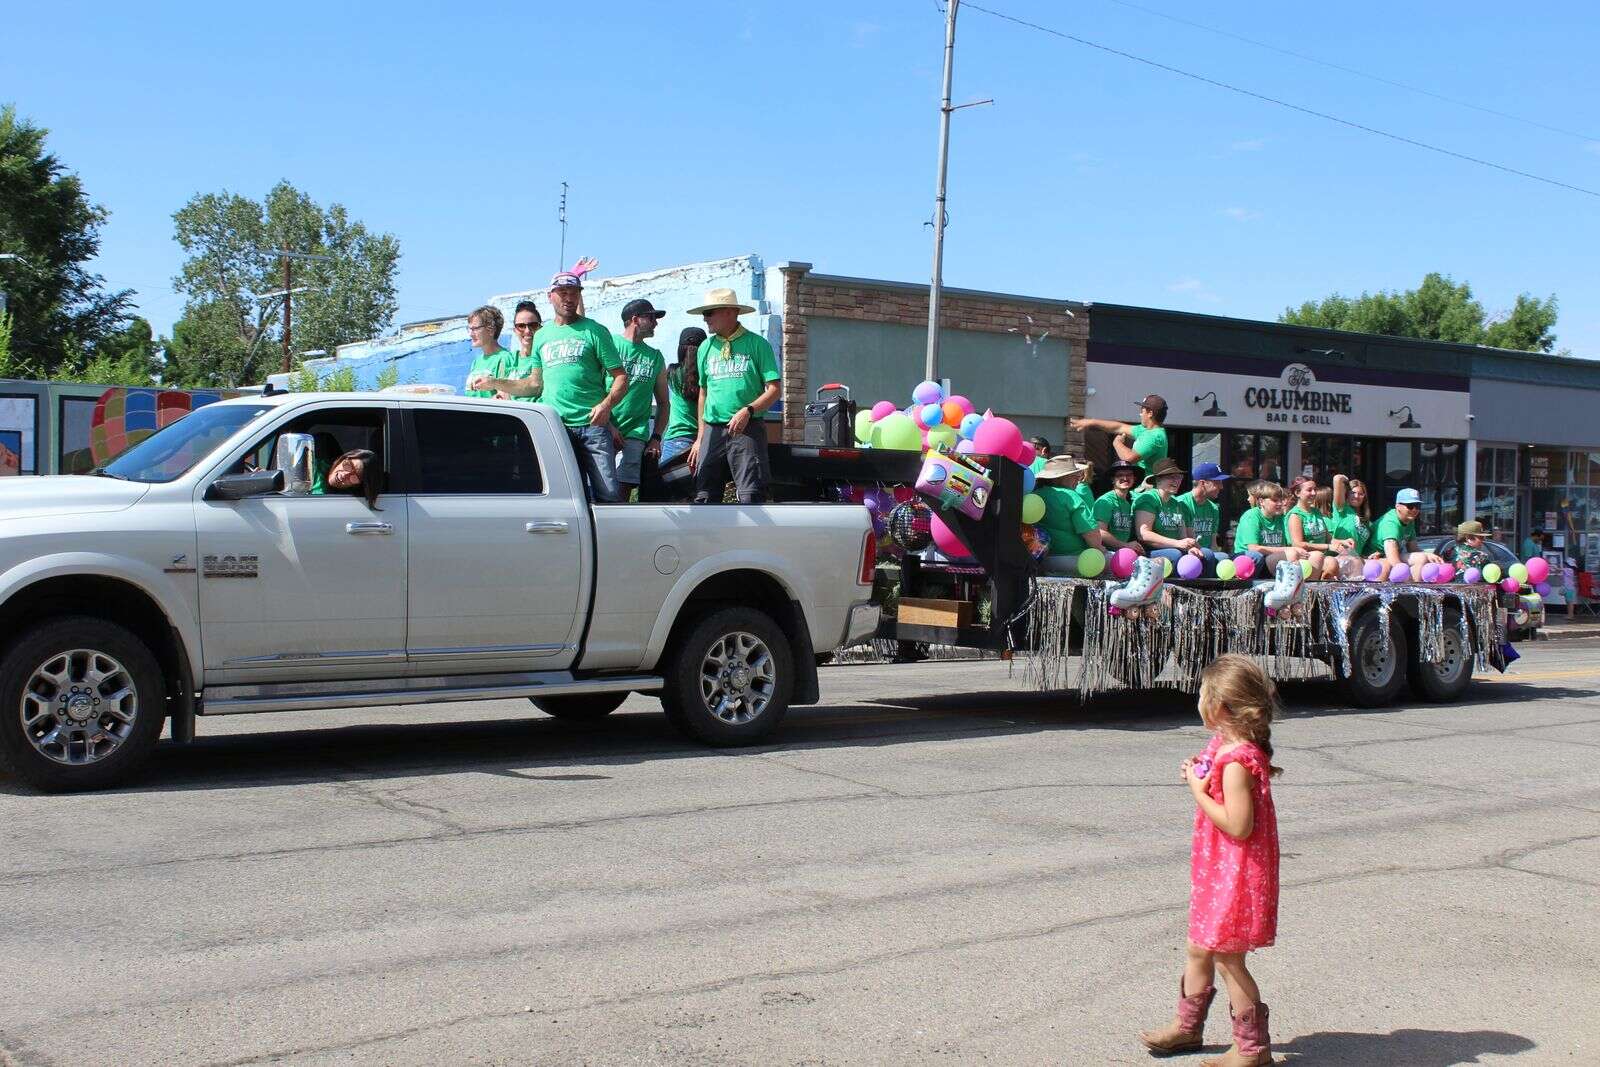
1161, 556, 1174, 577
1300, 559, 1314, 579
1482, 563, 1502, 584
875, 412, 922, 451
853, 409, 876, 445
1021, 492, 1046, 524
1216, 558, 1237, 581
926, 424, 958, 450
1077, 548, 1106, 577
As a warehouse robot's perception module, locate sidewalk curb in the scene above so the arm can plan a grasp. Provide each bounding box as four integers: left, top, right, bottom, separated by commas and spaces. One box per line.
1536, 628, 1600, 642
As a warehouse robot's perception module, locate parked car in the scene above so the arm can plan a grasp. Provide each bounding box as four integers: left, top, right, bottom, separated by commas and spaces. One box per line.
1415, 535, 1544, 639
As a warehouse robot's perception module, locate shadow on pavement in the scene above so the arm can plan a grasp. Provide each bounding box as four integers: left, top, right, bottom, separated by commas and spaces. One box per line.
1277, 1027, 1536, 1064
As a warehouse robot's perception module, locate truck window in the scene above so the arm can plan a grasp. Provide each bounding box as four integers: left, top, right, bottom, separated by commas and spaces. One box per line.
236, 408, 388, 494
413, 410, 542, 494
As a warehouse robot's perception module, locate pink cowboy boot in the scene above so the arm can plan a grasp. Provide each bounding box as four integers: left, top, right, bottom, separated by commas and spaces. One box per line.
1138, 976, 1215, 1055
1201, 1001, 1272, 1066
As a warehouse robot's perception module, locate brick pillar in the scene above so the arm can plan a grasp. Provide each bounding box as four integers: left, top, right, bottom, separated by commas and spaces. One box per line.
778, 263, 812, 444
1063, 312, 1090, 455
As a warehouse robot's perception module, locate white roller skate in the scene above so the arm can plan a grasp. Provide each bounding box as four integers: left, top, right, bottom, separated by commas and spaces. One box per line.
1263, 558, 1307, 617
1109, 555, 1164, 615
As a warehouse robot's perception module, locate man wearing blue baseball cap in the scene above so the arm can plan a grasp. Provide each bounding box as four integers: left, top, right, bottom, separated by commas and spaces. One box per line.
1177, 462, 1230, 554
1374, 487, 1444, 579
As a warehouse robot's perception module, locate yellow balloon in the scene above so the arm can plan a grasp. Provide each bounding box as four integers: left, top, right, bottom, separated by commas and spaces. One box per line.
1020, 493, 1046, 524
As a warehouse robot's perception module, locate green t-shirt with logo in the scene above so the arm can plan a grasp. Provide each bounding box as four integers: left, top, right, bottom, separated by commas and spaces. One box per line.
1330, 504, 1372, 555
1093, 490, 1135, 542
464, 346, 516, 399
1233, 507, 1287, 553
664, 366, 699, 440
1375, 508, 1416, 552
1128, 424, 1168, 477
697, 327, 780, 425
1178, 491, 1219, 550
1039, 484, 1097, 555
1133, 489, 1189, 541
530, 317, 623, 428
1288, 505, 1330, 545
610, 335, 666, 441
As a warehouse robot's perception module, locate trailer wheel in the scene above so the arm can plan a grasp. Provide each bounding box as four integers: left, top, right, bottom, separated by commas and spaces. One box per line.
0, 617, 168, 792
529, 693, 629, 721
661, 606, 792, 746
1408, 609, 1474, 703
1342, 608, 1408, 707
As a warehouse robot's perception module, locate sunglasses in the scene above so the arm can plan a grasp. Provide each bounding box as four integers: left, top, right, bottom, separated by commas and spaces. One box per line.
514, 321, 540, 330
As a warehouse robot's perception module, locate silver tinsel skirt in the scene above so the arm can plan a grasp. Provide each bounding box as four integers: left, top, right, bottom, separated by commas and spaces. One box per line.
1021, 578, 1505, 699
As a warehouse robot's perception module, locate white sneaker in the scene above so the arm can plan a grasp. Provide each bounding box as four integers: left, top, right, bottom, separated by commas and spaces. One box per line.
1263, 559, 1307, 616
1110, 556, 1164, 613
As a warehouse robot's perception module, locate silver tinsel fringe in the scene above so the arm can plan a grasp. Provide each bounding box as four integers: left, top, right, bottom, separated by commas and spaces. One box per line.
1021, 578, 1505, 698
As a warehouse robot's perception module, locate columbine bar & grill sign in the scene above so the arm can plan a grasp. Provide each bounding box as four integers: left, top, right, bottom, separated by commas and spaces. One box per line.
1243, 365, 1353, 425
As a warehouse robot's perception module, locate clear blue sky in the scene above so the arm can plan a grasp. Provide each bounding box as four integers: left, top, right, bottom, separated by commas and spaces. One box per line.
9, 0, 1600, 357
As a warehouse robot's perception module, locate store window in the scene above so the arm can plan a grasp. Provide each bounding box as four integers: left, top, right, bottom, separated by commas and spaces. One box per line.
1300, 435, 1353, 488
1474, 446, 1518, 546
1530, 449, 1600, 570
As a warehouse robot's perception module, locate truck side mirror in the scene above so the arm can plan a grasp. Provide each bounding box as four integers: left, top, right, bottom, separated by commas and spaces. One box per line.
273, 432, 316, 496
206, 468, 286, 501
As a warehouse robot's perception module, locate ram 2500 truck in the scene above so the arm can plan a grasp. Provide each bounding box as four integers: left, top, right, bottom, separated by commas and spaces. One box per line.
0, 393, 880, 791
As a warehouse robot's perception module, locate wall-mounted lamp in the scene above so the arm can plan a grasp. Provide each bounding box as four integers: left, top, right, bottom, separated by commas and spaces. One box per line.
1194, 391, 1227, 418
1389, 405, 1421, 429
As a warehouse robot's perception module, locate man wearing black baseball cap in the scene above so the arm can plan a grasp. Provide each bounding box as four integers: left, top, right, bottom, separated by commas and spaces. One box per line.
611, 299, 671, 499
1071, 393, 1169, 480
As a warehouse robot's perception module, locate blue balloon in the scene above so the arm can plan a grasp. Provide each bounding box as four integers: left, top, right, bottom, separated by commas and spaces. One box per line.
920, 403, 944, 428
958, 413, 984, 440
1021, 466, 1037, 493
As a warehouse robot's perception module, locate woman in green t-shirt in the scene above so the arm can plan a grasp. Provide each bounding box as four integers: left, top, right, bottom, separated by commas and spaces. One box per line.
660, 327, 705, 466
1331, 475, 1376, 563
1288, 476, 1352, 580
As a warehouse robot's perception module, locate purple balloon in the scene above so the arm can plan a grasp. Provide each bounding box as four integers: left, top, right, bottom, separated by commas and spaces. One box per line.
1389, 564, 1411, 583
1176, 554, 1203, 580
861, 489, 885, 513
1534, 581, 1552, 596
954, 439, 976, 454
1463, 567, 1482, 584
1420, 562, 1440, 583
1362, 559, 1383, 581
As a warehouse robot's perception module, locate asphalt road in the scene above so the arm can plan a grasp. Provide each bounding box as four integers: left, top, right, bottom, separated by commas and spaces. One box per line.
3, 643, 1598, 1066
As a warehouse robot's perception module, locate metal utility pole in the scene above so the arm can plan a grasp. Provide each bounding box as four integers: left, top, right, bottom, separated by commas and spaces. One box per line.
923, 0, 991, 382
558, 181, 570, 270
267, 250, 333, 374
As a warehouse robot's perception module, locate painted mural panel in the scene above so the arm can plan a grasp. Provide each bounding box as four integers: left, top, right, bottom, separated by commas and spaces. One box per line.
0, 395, 37, 473
58, 388, 236, 474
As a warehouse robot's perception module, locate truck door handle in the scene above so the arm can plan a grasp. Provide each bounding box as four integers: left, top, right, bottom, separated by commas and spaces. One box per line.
346, 522, 394, 535
526, 521, 569, 534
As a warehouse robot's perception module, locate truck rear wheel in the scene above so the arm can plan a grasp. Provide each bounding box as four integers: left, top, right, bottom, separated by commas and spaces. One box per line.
529, 693, 629, 721
0, 617, 168, 792
1341, 608, 1408, 707
661, 606, 792, 746
1408, 608, 1474, 703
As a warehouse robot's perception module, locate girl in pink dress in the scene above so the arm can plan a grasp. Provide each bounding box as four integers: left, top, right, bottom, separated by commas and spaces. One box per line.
1139, 654, 1281, 1066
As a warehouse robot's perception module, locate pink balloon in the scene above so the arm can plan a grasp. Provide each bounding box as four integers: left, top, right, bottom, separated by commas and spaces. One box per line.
1526, 556, 1550, 584
869, 400, 896, 421
947, 394, 975, 416
930, 513, 971, 559
1437, 562, 1456, 583
1111, 547, 1137, 579
971, 417, 1023, 459
1500, 576, 1521, 594
1014, 441, 1037, 467
1233, 555, 1256, 581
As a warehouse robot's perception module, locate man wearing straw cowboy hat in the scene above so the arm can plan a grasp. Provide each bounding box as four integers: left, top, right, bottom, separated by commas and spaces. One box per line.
686, 287, 781, 503
1035, 453, 1104, 575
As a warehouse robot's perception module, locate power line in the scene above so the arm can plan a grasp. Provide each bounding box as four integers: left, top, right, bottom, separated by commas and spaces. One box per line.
1100, 0, 1599, 143
963, 2, 1600, 200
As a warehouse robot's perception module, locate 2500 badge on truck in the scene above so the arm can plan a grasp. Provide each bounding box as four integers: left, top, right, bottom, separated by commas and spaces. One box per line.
0, 393, 880, 791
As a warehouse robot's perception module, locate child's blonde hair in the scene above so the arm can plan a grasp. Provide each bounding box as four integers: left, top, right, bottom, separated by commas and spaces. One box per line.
1245, 480, 1269, 506
1198, 655, 1283, 776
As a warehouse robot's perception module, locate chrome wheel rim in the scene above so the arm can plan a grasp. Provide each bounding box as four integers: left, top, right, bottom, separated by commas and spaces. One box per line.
1432, 629, 1466, 682
1358, 625, 1394, 688
699, 631, 776, 725
20, 649, 139, 766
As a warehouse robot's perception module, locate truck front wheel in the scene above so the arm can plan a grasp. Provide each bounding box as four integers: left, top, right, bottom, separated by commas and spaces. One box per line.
1341, 608, 1408, 708
0, 617, 168, 792
661, 606, 792, 746
529, 693, 629, 721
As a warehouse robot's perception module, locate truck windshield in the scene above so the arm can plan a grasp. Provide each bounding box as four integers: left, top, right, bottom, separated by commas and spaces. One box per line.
100, 404, 272, 483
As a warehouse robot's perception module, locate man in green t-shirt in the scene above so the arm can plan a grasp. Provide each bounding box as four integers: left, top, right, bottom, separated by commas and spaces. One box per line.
463, 304, 516, 398
687, 288, 781, 503
472, 272, 628, 502
610, 298, 671, 499
1135, 457, 1209, 573
1034, 454, 1103, 574
1375, 487, 1443, 578
1093, 462, 1146, 555
1232, 483, 1301, 570
1177, 461, 1229, 553
1070, 393, 1169, 480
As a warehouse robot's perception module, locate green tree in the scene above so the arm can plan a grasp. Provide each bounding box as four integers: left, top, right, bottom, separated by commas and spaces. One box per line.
0, 104, 133, 377
1281, 272, 1559, 353
165, 180, 400, 387
0, 309, 15, 377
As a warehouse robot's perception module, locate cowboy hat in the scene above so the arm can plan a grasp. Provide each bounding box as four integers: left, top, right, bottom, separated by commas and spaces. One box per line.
1106, 460, 1144, 480
1147, 457, 1185, 482
1036, 454, 1090, 482
686, 287, 755, 316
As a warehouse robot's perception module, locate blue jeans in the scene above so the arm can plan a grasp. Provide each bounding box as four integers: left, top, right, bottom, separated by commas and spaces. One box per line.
659, 436, 694, 465
1151, 547, 1221, 576
568, 425, 621, 502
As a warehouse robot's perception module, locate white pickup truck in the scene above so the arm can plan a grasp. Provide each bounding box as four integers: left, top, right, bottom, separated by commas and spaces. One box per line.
0, 392, 880, 791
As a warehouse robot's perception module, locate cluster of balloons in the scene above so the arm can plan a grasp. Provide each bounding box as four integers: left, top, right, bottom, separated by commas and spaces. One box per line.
1064, 549, 1559, 591
1456, 554, 1553, 596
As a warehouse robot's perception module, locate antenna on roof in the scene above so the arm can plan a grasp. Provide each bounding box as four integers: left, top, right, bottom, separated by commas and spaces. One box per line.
558, 181, 569, 271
